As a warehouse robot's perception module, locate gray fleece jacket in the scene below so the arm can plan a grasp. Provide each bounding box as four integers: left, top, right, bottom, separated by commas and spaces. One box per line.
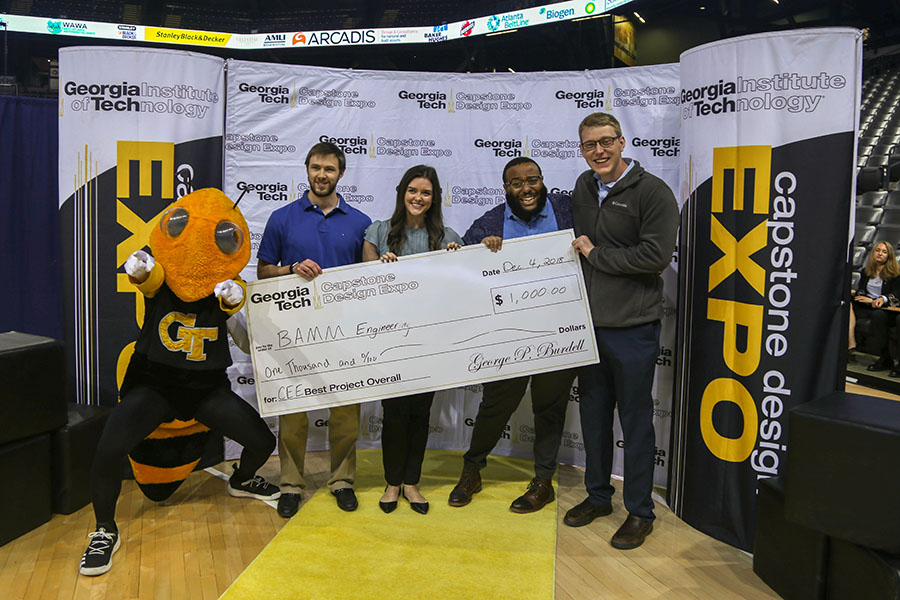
572, 159, 679, 328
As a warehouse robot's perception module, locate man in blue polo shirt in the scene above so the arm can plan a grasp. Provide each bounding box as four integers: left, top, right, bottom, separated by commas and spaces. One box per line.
257, 141, 371, 518
448, 156, 576, 514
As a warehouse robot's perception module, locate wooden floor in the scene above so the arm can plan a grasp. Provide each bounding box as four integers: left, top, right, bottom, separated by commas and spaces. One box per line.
1, 452, 789, 600
8, 381, 891, 599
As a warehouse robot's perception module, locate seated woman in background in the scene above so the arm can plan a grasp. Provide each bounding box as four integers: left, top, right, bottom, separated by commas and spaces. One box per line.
851, 240, 900, 376
362, 164, 462, 515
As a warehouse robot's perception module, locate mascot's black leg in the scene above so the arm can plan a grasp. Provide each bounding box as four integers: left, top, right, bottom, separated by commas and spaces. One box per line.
195, 385, 280, 501
91, 384, 175, 528
81, 384, 173, 576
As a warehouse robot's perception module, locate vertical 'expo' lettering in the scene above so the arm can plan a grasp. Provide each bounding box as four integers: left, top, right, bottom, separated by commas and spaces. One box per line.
701, 146, 770, 462
115, 141, 176, 388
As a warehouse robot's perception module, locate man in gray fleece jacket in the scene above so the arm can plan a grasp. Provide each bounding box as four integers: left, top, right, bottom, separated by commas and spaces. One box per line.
564, 112, 679, 550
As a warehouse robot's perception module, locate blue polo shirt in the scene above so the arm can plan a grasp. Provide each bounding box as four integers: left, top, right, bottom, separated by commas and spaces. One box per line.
257, 191, 372, 269
502, 198, 559, 240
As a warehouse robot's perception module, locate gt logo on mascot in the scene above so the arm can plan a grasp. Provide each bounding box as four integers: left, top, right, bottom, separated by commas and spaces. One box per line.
158, 311, 218, 360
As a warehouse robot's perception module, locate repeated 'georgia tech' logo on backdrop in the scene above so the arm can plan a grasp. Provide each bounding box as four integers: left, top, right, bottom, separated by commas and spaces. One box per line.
238, 82, 289, 104
473, 137, 525, 158
398, 89, 533, 113
236, 180, 293, 202
236, 81, 377, 110
555, 88, 606, 109
319, 134, 368, 156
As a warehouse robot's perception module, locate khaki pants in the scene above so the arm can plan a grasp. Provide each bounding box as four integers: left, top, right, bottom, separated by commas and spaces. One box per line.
278, 403, 360, 494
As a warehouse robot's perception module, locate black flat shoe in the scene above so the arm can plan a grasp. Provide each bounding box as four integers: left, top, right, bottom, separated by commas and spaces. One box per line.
867, 358, 893, 372
379, 485, 399, 513
402, 488, 429, 515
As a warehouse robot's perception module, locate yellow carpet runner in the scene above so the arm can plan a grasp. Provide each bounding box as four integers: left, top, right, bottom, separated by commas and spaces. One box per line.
220, 449, 557, 599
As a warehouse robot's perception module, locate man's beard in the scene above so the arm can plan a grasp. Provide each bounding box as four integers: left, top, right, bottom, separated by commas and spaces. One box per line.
309, 179, 337, 199
507, 185, 548, 222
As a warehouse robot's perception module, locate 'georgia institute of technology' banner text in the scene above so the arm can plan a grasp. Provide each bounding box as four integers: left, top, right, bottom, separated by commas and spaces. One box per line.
672, 28, 861, 550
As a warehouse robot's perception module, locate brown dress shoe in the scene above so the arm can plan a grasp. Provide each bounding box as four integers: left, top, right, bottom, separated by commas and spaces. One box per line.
563, 497, 613, 527
510, 477, 555, 513
448, 468, 482, 507
611, 514, 654, 549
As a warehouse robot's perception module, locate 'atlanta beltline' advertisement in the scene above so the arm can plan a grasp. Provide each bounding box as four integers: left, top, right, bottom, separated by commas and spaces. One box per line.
671, 28, 861, 550
222, 60, 682, 485
58, 47, 225, 407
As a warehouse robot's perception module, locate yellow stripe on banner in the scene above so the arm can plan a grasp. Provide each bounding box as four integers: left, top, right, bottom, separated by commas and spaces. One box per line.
221, 449, 556, 600
130, 458, 200, 484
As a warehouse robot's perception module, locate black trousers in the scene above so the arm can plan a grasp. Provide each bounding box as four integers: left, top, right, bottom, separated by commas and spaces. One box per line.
853, 303, 897, 360
381, 392, 435, 486
463, 369, 575, 480
91, 381, 275, 530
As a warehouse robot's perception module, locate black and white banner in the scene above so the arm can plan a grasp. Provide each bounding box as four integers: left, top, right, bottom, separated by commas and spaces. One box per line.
672, 28, 861, 550
58, 47, 225, 406
223, 61, 682, 484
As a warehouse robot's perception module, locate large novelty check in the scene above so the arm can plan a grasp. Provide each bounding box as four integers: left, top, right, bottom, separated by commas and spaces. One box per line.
245, 229, 599, 417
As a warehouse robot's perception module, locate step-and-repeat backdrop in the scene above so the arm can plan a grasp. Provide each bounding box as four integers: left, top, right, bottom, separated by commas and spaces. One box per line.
222, 60, 681, 487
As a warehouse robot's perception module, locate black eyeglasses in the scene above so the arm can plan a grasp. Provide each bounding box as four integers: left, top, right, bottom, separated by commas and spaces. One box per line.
579, 136, 620, 152
505, 175, 543, 190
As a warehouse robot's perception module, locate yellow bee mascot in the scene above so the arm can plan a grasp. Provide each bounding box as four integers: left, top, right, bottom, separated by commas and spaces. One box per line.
79, 189, 279, 577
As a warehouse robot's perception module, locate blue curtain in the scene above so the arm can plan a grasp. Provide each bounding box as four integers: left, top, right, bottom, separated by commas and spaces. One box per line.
0, 96, 61, 339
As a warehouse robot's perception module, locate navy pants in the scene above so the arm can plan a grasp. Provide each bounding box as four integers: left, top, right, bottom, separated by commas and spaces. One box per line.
578, 321, 660, 520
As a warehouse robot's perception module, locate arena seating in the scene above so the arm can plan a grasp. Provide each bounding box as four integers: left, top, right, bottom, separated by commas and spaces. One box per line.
850, 64, 900, 366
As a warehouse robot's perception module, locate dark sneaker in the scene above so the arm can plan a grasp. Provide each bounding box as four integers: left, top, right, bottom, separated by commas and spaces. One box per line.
229, 469, 281, 501
79, 528, 120, 576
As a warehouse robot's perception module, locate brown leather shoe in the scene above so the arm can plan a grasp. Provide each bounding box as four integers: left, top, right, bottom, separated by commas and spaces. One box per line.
611, 514, 654, 549
510, 477, 555, 513
563, 497, 613, 527
448, 468, 482, 507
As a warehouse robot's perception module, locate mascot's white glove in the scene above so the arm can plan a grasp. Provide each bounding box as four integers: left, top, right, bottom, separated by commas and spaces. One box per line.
124, 250, 155, 279
214, 279, 244, 306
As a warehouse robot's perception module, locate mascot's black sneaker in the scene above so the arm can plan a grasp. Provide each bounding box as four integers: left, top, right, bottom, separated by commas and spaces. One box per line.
79, 527, 120, 576
228, 466, 281, 501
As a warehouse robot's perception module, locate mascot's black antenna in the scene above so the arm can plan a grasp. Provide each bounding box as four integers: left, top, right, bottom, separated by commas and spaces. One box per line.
233, 188, 248, 209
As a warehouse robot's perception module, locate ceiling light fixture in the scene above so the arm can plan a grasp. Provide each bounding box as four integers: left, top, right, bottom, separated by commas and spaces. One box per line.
633, 11, 646, 23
